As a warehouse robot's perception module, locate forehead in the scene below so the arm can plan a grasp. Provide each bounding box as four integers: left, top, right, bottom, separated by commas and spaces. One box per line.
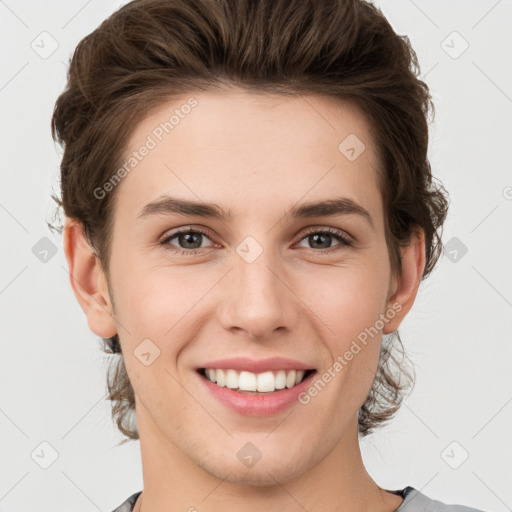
114, 88, 383, 225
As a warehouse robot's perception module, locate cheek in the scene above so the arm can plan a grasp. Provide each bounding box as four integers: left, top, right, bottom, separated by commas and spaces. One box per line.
311, 261, 390, 346
112, 266, 202, 412
111, 260, 216, 352
305, 255, 389, 401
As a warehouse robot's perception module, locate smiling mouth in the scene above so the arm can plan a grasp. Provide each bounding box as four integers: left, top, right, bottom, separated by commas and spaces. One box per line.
198, 368, 316, 394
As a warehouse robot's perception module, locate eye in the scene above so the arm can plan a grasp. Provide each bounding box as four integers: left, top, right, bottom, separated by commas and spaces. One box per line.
295, 227, 353, 253
160, 227, 216, 255
159, 226, 354, 256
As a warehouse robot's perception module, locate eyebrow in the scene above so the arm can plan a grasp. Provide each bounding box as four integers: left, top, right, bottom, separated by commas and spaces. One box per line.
137, 195, 374, 230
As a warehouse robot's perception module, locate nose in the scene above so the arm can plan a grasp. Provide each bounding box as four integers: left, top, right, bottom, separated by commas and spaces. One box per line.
217, 244, 299, 342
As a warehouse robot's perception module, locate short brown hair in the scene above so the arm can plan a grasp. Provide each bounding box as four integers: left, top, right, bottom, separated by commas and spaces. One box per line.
50, 0, 449, 443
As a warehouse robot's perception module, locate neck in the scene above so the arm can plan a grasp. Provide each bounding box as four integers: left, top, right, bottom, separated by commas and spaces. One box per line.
133, 410, 402, 512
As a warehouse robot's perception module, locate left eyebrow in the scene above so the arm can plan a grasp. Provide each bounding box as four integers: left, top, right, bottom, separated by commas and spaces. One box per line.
285, 197, 375, 231
137, 195, 375, 231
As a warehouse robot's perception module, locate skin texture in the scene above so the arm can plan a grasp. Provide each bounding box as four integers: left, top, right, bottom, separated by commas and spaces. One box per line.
64, 88, 425, 512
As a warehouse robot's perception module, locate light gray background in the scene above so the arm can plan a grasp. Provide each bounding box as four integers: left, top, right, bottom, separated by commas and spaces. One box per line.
1, 1, 511, 511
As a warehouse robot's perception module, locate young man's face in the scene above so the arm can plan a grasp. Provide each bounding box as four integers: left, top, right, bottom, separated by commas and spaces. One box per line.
68, 88, 423, 486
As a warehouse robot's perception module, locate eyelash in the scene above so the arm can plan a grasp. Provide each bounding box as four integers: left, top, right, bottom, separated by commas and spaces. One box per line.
159, 226, 354, 256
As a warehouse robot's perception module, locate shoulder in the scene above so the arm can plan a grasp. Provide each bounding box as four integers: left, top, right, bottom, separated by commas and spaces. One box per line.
398, 486, 488, 512
110, 488, 488, 512
110, 491, 142, 512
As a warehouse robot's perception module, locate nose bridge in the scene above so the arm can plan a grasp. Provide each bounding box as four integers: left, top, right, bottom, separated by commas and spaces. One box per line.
219, 234, 295, 339
235, 235, 283, 308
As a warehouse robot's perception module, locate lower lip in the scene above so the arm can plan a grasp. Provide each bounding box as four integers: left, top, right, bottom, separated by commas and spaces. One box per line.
197, 370, 316, 416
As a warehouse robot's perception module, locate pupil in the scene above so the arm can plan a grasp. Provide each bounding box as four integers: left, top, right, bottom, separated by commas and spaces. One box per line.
181, 232, 201, 249
311, 233, 330, 249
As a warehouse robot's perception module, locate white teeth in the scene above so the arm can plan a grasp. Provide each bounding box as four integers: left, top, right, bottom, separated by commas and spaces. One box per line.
216, 369, 226, 387
257, 371, 275, 392
225, 369, 238, 389
204, 368, 309, 392
275, 370, 286, 389
239, 371, 257, 391
286, 370, 296, 389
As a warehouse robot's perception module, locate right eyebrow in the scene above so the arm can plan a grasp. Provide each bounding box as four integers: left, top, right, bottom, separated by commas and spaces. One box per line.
137, 196, 231, 221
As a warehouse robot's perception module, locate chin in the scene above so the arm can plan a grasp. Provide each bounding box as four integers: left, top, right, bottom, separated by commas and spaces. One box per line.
200, 458, 307, 487
189, 441, 317, 488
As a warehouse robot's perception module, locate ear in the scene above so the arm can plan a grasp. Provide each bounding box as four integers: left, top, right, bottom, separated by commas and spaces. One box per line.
382, 228, 426, 334
63, 218, 117, 338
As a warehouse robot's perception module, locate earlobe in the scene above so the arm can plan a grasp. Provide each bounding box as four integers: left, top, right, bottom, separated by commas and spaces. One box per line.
383, 228, 426, 334
63, 218, 118, 338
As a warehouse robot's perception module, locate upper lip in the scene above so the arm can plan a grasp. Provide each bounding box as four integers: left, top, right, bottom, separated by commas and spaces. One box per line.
197, 357, 315, 373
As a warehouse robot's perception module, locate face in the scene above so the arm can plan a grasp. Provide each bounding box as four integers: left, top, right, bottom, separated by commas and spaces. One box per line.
79, 88, 415, 486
